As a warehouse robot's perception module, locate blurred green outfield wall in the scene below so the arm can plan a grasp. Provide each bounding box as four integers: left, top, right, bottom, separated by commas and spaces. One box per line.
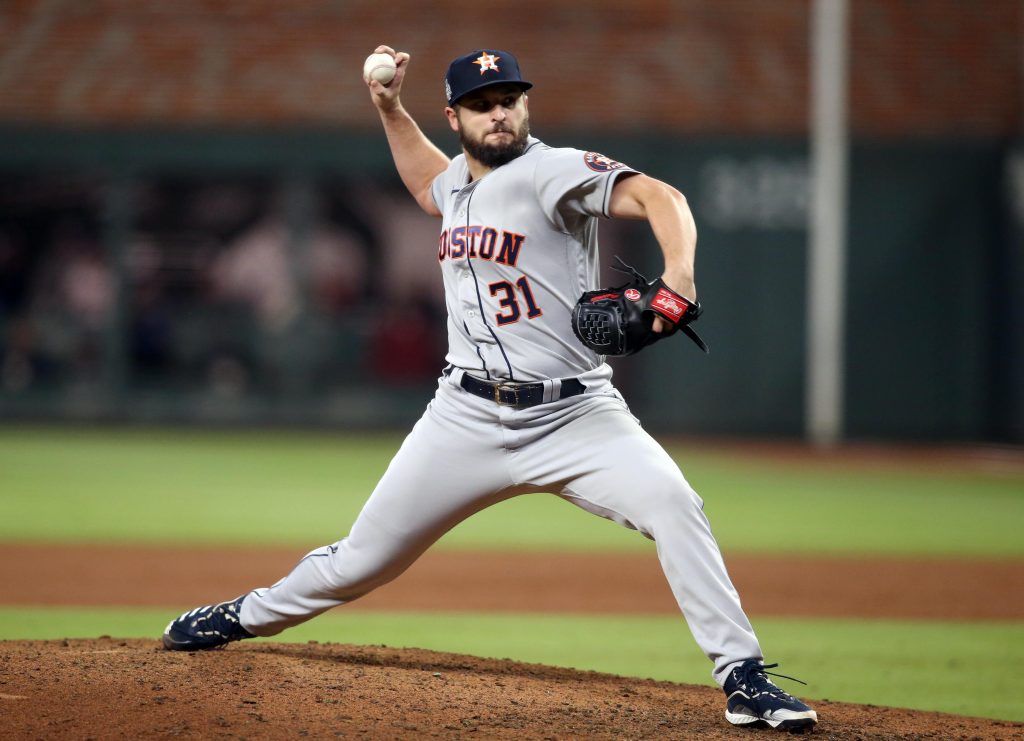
0, 127, 1019, 442
632, 138, 1015, 441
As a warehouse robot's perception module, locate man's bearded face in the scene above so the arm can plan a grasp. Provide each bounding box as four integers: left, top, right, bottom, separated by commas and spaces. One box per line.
456, 102, 530, 168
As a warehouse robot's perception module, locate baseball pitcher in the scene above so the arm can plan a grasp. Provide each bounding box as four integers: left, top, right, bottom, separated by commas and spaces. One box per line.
162, 46, 817, 733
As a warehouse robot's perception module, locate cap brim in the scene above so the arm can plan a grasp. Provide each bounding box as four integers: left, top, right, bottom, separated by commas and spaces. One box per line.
450, 79, 533, 106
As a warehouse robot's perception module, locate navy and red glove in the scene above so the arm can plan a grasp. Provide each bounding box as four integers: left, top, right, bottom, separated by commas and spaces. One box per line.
571, 258, 708, 357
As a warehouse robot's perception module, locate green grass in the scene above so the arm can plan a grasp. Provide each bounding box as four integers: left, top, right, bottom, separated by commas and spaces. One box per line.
2, 606, 1021, 722
1, 426, 1022, 556
677, 448, 1024, 556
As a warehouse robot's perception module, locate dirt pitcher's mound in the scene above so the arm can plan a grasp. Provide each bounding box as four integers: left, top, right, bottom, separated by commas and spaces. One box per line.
2, 639, 1021, 740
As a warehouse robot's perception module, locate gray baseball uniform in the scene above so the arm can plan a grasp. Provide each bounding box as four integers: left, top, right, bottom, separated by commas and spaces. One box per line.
239, 137, 763, 685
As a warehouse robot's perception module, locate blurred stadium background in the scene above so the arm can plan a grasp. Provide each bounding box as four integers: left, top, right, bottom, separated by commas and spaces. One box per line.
1, 0, 1021, 443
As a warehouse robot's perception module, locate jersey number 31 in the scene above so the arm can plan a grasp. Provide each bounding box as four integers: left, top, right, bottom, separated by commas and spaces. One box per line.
488, 277, 543, 326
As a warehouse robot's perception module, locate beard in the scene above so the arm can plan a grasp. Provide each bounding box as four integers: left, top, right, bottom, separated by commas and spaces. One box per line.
458, 113, 530, 169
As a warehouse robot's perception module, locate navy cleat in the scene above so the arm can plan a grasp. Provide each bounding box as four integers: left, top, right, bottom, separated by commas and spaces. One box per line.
162, 595, 255, 651
723, 659, 818, 732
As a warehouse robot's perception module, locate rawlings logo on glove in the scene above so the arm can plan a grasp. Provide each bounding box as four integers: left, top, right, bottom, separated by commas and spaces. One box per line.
571, 258, 709, 357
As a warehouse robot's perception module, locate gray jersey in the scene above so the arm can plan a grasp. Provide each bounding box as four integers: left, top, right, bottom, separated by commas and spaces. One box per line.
430, 137, 638, 382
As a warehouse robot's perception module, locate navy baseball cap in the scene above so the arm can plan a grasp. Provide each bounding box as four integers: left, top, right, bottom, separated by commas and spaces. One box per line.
444, 49, 533, 106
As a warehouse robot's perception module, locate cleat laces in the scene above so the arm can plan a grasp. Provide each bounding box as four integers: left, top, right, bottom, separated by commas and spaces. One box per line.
733, 661, 807, 701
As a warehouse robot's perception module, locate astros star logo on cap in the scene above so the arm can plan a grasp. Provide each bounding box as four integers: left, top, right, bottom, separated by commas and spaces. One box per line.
474, 53, 500, 74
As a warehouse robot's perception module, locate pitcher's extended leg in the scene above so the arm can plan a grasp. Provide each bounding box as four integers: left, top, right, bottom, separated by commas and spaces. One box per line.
241, 383, 517, 635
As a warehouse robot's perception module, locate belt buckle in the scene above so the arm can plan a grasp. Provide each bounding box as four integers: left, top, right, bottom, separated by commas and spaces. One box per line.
493, 382, 520, 408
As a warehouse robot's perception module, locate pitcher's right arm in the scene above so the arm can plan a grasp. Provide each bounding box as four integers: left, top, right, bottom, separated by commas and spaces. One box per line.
366, 46, 449, 217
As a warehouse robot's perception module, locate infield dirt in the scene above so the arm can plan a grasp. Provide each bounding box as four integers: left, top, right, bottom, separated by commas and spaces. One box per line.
3, 638, 1023, 740
2, 544, 1023, 619
3, 545, 1024, 738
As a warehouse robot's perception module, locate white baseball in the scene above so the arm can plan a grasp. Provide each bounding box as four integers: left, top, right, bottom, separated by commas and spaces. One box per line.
363, 52, 397, 85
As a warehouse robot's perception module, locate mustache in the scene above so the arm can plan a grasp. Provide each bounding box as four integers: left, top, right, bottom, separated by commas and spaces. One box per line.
490, 124, 514, 134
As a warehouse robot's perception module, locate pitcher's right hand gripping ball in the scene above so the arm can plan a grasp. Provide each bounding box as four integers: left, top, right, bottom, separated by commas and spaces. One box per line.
572, 258, 709, 356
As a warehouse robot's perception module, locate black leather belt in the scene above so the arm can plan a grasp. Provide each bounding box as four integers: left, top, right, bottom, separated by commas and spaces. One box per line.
449, 368, 587, 409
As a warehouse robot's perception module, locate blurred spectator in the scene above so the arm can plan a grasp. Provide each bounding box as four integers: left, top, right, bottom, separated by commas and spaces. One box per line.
129, 279, 174, 379
19, 219, 111, 386
0, 228, 28, 317
209, 217, 301, 332
59, 241, 112, 331
1, 317, 52, 392
208, 214, 370, 329
353, 183, 446, 306
366, 292, 444, 385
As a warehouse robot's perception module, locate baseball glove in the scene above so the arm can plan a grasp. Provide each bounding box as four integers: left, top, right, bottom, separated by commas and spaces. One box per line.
571, 258, 708, 356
